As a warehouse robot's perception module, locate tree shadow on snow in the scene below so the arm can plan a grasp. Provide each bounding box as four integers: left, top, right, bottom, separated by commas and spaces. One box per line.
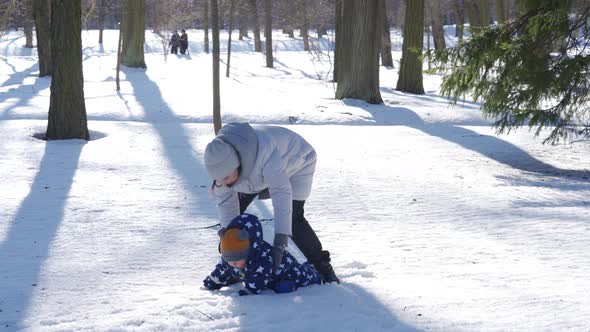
274, 57, 319, 81
225, 282, 421, 332
124, 68, 213, 220
0, 61, 49, 121
0, 140, 85, 330
343, 99, 590, 180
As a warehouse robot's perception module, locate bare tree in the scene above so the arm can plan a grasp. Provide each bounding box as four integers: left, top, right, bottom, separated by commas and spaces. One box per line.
333, 0, 342, 81
301, 0, 310, 51
121, 0, 146, 68
264, 0, 273, 67
396, 0, 424, 94
496, 0, 510, 24
238, 0, 248, 40
97, 0, 116, 44
226, 0, 235, 77
211, 0, 222, 134
204, 0, 209, 53
32, 0, 52, 76
335, 0, 382, 104
116, 20, 122, 90
0, 1, 18, 35
23, 0, 33, 48
453, 0, 465, 42
428, 0, 446, 49
46, 0, 89, 140
380, 0, 393, 67
249, 0, 262, 52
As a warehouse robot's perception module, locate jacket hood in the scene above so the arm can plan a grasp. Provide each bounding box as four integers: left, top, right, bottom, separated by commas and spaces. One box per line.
225, 214, 264, 255
217, 122, 258, 182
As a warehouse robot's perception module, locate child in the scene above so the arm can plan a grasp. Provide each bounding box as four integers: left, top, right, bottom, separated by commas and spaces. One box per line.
203, 214, 321, 295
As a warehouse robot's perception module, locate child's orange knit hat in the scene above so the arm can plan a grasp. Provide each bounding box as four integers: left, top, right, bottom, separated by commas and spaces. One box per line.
220, 228, 250, 262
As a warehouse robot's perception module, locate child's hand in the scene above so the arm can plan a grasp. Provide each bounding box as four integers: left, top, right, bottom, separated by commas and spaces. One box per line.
203, 276, 223, 290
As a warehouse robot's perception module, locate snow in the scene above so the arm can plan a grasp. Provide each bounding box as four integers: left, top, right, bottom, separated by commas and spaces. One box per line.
1, 28, 590, 331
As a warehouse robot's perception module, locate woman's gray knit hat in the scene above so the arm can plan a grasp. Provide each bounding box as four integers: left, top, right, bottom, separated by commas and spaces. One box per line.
204, 138, 240, 181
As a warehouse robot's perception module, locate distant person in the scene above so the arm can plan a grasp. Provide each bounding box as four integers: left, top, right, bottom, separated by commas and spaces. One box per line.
203, 214, 321, 295
204, 122, 339, 284
169, 30, 180, 54
180, 29, 188, 55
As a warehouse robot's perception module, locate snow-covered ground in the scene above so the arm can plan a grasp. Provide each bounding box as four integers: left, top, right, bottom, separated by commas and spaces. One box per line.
1, 28, 589, 331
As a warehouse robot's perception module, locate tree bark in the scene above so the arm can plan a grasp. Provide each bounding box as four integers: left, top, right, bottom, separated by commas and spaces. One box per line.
264, 0, 273, 67
335, 0, 382, 104
32, 0, 52, 76
301, 0, 309, 51
465, 0, 481, 29
283, 28, 294, 38
396, 0, 424, 94
239, 1, 248, 40
428, 0, 446, 49
98, 0, 105, 44
478, 0, 489, 26
380, 0, 393, 67
249, 0, 262, 52
226, 0, 235, 77
204, 0, 210, 53
211, 0, 222, 134
454, 0, 464, 42
116, 22, 122, 91
121, 0, 146, 68
496, 0, 509, 24
333, 0, 343, 82
24, 2, 34, 48
46, 0, 89, 141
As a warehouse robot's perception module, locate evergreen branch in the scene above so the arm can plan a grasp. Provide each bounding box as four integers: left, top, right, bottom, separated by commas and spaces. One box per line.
434, 3, 590, 144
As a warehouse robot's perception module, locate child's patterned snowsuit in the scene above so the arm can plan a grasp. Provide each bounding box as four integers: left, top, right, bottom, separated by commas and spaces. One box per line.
203, 214, 321, 295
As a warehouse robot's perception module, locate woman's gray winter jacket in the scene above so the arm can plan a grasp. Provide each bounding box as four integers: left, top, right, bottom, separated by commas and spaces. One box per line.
210, 122, 316, 236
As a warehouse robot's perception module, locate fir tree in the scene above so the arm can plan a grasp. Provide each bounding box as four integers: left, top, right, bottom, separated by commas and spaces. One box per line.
434, 1, 590, 144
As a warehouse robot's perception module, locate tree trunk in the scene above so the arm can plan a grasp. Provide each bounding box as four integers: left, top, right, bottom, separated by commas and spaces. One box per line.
121, 0, 146, 68
496, 0, 509, 24
477, 0, 490, 27
226, 0, 235, 77
239, 1, 248, 40
283, 28, 295, 38
380, 0, 393, 67
301, 0, 309, 51
98, 0, 105, 44
428, 0, 446, 49
204, 0, 210, 53
396, 0, 424, 94
24, 8, 34, 48
32, 0, 52, 77
211, 0, 222, 134
333, 0, 343, 82
335, 0, 383, 104
219, 0, 225, 29
116, 22, 122, 91
249, 0, 262, 52
454, 0, 464, 42
46, 0, 89, 141
264, 0, 273, 67
465, 0, 481, 29
425, 26, 431, 70
478, 0, 489, 26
